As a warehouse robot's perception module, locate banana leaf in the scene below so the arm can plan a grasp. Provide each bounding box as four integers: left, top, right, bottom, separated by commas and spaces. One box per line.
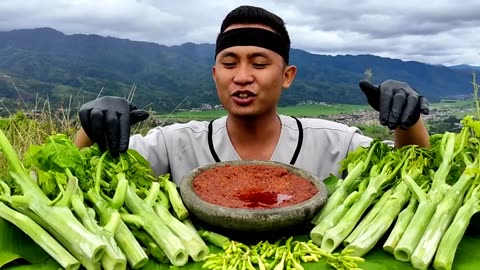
0, 218, 54, 269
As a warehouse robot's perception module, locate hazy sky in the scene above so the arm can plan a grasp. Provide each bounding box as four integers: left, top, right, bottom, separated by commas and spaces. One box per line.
0, 0, 479, 66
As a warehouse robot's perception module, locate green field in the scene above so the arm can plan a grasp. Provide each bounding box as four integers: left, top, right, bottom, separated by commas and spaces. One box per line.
429, 99, 477, 119
155, 98, 478, 122
431, 98, 476, 110
156, 104, 370, 122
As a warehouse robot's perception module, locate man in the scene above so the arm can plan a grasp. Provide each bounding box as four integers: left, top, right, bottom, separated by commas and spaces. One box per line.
75, 5, 430, 184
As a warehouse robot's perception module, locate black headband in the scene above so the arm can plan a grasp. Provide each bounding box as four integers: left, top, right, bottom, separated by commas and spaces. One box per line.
215, 28, 290, 64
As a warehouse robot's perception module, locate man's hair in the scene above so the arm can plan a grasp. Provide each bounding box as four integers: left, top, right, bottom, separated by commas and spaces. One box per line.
219, 5, 291, 51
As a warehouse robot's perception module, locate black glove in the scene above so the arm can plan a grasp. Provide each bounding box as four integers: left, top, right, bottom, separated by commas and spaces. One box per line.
359, 79, 429, 130
79, 96, 149, 157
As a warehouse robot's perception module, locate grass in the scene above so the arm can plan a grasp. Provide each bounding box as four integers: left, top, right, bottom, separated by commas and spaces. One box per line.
0, 109, 80, 177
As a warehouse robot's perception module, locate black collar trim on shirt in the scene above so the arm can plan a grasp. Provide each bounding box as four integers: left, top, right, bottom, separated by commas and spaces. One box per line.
207, 116, 303, 165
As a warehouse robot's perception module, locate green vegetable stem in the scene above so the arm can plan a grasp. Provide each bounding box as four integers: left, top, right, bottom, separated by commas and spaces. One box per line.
0, 192, 80, 270
311, 140, 385, 226
393, 132, 458, 262
85, 151, 149, 269
321, 148, 408, 252
123, 183, 189, 266
434, 179, 480, 270
0, 130, 107, 269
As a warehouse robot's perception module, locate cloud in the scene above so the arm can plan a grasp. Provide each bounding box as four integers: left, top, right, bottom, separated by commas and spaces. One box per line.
0, 0, 478, 65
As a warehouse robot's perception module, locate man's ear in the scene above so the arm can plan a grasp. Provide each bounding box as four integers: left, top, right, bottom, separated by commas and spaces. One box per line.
212, 65, 216, 82
282, 65, 297, 88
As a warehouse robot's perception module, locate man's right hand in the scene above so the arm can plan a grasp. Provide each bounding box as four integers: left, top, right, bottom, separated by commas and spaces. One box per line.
78, 96, 149, 157
359, 80, 429, 130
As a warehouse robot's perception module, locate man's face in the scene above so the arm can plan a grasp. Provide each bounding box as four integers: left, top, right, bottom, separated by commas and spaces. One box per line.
212, 24, 296, 118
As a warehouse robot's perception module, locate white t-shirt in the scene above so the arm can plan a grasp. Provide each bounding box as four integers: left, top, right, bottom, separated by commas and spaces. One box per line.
129, 115, 373, 184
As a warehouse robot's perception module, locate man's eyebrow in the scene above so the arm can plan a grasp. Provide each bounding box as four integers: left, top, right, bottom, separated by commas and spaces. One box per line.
218, 51, 238, 59
249, 52, 270, 59
218, 51, 272, 60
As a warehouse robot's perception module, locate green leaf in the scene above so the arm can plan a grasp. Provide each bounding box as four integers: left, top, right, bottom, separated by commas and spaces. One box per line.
338, 145, 368, 174
23, 134, 87, 182
3, 260, 59, 270
0, 218, 54, 268
322, 174, 339, 196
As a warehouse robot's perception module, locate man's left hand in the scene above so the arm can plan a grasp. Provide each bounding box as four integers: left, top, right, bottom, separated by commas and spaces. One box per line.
359, 79, 429, 130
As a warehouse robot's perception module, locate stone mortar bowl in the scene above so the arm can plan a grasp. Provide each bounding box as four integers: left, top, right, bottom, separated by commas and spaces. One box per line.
179, 160, 328, 234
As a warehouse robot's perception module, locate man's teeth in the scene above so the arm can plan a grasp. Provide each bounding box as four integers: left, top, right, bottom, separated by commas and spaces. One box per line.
238, 93, 248, 98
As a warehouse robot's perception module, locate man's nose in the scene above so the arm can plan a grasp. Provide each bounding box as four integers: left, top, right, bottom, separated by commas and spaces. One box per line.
233, 64, 254, 84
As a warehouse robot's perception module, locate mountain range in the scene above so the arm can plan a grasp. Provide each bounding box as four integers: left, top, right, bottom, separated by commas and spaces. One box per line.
0, 27, 478, 113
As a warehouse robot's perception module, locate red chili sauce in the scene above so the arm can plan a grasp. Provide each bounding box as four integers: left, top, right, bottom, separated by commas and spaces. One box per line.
193, 164, 318, 209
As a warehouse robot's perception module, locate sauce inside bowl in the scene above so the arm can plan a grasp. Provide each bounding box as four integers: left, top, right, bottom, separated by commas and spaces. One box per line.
192, 164, 318, 209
